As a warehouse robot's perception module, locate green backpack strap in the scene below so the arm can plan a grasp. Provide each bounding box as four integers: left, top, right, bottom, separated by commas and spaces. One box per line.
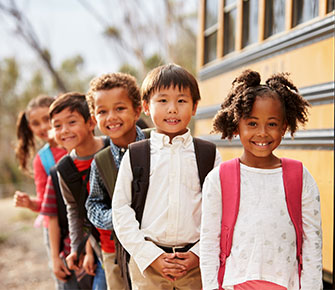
94, 146, 118, 200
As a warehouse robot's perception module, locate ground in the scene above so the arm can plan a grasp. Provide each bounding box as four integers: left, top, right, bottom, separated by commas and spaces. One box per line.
0, 198, 55, 290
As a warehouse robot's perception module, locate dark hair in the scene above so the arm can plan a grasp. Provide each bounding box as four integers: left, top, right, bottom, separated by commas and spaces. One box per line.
49, 92, 90, 122
15, 95, 55, 173
212, 69, 310, 139
141, 63, 200, 105
86, 73, 141, 115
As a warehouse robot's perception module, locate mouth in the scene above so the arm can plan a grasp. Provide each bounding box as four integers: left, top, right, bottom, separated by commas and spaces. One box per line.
61, 136, 75, 142
252, 141, 272, 147
165, 118, 180, 124
107, 123, 122, 130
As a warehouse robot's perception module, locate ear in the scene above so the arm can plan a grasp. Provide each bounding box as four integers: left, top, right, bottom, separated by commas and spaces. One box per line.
87, 116, 97, 131
192, 101, 199, 116
134, 106, 142, 121
142, 100, 150, 116
281, 122, 288, 136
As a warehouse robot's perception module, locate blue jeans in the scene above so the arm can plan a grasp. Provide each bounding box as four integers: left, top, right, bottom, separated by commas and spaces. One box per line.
93, 259, 107, 290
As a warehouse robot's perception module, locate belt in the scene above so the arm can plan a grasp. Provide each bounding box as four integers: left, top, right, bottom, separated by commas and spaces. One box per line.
156, 242, 196, 254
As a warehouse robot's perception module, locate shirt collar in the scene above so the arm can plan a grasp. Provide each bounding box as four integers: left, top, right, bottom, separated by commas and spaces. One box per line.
151, 129, 192, 149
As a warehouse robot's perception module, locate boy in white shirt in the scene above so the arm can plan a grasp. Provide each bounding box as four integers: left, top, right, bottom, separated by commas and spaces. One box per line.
112, 63, 221, 290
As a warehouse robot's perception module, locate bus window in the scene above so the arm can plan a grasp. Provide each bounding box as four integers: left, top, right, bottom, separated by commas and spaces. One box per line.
224, 0, 237, 55
292, 0, 319, 27
327, 0, 335, 12
265, 0, 286, 38
204, 0, 218, 63
242, 0, 259, 48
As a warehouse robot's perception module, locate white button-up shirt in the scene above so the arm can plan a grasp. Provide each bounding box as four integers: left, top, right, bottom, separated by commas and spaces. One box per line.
112, 129, 221, 274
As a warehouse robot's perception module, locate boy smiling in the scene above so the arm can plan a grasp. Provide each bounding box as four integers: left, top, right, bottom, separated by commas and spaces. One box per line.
112, 64, 222, 290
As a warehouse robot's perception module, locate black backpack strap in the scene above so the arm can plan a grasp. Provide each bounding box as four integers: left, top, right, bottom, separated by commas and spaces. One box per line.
193, 137, 216, 188
57, 155, 90, 219
94, 146, 117, 201
49, 166, 68, 253
129, 139, 150, 226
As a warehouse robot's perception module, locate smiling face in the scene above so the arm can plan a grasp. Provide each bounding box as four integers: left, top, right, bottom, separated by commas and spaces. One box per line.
237, 95, 287, 168
143, 86, 198, 142
27, 106, 52, 142
93, 88, 141, 148
51, 107, 95, 152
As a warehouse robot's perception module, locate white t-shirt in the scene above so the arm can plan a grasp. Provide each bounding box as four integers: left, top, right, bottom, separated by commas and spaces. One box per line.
200, 162, 323, 290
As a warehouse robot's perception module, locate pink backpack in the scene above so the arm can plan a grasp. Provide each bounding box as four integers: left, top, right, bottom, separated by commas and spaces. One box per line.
218, 158, 303, 289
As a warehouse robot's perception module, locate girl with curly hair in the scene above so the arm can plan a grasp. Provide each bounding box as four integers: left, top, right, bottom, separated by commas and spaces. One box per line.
200, 70, 322, 290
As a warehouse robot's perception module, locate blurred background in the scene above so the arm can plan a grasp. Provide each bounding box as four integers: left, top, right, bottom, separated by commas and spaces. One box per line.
0, 0, 198, 197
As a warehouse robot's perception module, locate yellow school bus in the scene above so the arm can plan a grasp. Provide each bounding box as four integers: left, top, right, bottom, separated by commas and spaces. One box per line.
195, 0, 334, 285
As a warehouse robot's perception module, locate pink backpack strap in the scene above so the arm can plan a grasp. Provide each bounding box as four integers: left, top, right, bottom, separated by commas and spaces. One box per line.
218, 158, 240, 289
281, 158, 303, 288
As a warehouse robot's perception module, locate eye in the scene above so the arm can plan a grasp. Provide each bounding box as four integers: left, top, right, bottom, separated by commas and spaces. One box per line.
53, 124, 61, 129
116, 106, 126, 112
178, 99, 187, 103
158, 98, 167, 103
69, 119, 76, 125
269, 122, 278, 127
97, 109, 106, 115
247, 121, 257, 127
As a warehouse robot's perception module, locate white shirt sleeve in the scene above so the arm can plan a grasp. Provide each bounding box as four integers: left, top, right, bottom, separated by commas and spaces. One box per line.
200, 166, 222, 290
111, 150, 164, 275
300, 167, 323, 290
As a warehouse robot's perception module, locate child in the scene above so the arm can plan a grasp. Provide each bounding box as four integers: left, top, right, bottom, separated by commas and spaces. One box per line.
112, 63, 222, 290
14, 94, 66, 214
85, 72, 144, 290
41, 172, 93, 290
49, 92, 108, 290
200, 70, 323, 290
13, 94, 67, 289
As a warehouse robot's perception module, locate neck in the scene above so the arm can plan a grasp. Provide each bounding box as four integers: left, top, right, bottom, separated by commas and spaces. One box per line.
239, 153, 281, 169
75, 136, 103, 157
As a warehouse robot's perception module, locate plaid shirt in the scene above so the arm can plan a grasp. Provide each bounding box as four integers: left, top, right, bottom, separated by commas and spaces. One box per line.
86, 126, 145, 230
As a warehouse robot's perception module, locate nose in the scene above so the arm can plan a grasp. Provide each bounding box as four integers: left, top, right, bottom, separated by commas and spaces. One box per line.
257, 125, 267, 137
106, 110, 116, 121
167, 102, 177, 114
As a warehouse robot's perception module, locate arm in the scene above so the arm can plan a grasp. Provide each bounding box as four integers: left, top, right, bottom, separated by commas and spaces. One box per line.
13, 191, 39, 211
112, 151, 164, 275
86, 161, 113, 230
58, 172, 84, 254
33, 154, 48, 211
83, 240, 96, 276
300, 167, 323, 290
49, 216, 71, 281
200, 166, 222, 290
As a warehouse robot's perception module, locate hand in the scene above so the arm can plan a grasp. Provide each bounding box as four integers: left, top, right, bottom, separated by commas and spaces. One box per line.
150, 253, 187, 282
83, 252, 96, 276
13, 191, 32, 209
52, 256, 71, 282
66, 252, 82, 271
165, 251, 199, 272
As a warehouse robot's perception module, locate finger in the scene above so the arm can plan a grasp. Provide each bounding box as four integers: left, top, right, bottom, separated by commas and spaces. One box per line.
61, 264, 71, 276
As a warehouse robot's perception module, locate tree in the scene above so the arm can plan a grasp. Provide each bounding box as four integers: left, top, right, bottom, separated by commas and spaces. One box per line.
79, 0, 198, 79
0, 0, 68, 92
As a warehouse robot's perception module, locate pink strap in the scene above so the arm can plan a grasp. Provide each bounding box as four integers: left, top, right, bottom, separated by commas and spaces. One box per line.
218, 158, 240, 289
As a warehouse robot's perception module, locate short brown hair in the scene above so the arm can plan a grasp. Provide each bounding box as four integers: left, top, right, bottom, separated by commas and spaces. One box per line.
141, 63, 200, 105
49, 92, 90, 122
86, 73, 141, 115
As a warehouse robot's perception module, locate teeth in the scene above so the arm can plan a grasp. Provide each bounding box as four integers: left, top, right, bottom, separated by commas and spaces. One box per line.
108, 124, 121, 129
256, 142, 268, 146
166, 119, 179, 123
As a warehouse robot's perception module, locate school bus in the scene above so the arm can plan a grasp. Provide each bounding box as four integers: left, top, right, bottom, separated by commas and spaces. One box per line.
195, 0, 334, 286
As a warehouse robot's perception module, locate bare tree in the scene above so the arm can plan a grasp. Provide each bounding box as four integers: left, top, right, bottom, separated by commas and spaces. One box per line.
78, 0, 197, 78
0, 0, 68, 92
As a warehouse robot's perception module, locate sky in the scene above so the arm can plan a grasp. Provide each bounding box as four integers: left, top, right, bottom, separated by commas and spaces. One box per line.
0, 0, 138, 75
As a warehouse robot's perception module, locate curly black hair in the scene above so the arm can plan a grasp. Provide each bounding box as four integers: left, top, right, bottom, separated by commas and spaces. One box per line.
212, 69, 310, 140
